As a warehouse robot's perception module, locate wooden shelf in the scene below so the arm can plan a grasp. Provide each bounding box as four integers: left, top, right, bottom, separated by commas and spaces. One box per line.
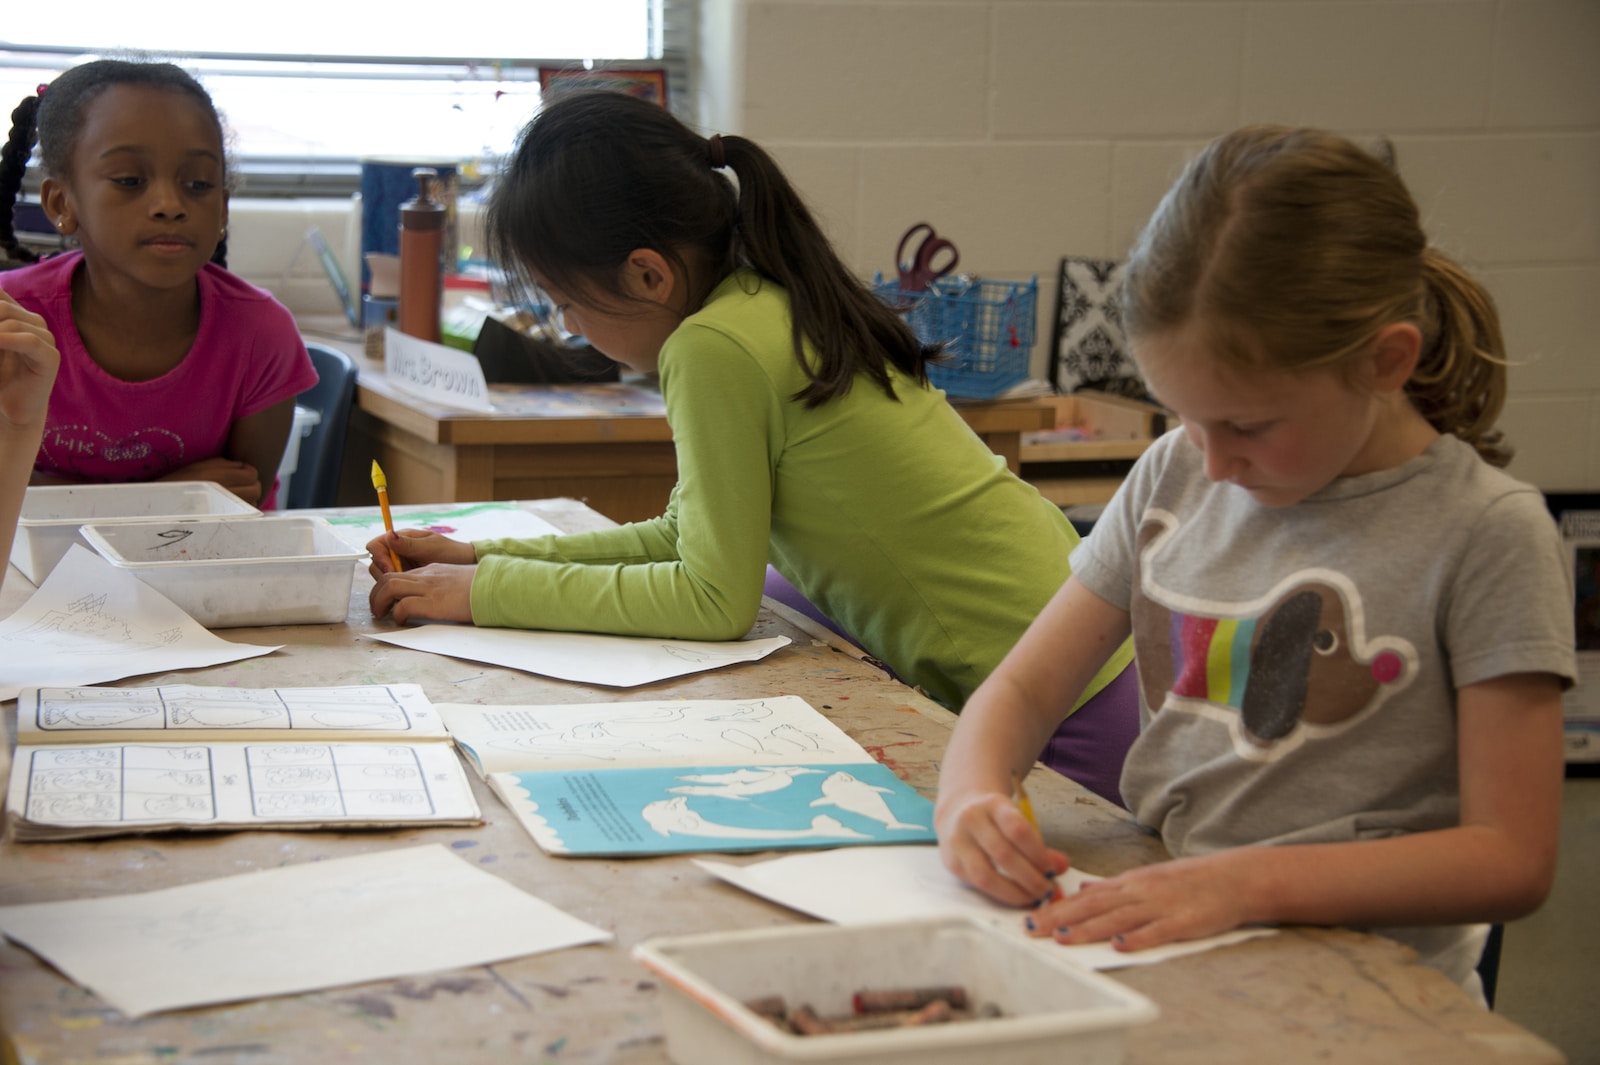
1019, 392, 1166, 505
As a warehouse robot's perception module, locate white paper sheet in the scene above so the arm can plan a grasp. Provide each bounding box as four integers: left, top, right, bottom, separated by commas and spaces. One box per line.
0, 844, 611, 1017
318, 502, 563, 554
370, 626, 791, 687
437, 696, 874, 777
695, 845, 1273, 971
0, 545, 279, 701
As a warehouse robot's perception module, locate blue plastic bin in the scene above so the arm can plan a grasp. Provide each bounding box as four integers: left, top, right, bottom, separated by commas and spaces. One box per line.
872, 274, 1038, 399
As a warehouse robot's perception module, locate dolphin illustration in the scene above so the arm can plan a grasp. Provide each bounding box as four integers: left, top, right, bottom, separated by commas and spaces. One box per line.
641, 797, 871, 840
809, 770, 927, 831
666, 766, 823, 799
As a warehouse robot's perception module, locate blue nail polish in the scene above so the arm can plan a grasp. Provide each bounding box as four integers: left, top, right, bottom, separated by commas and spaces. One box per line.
1055, 926, 1070, 938
1024, 916, 1036, 931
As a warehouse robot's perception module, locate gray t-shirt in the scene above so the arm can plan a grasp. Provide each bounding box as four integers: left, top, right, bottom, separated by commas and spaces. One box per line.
1072, 429, 1575, 986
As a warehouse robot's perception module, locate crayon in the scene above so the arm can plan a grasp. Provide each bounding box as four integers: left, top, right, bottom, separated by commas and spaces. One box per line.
852, 986, 969, 1013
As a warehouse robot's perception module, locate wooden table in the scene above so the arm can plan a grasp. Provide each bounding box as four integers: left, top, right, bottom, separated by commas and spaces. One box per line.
0, 499, 1566, 1065
303, 321, 1056, 521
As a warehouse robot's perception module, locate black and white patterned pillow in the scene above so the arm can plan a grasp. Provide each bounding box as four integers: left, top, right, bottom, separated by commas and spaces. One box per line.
1050, 257, 1145, 398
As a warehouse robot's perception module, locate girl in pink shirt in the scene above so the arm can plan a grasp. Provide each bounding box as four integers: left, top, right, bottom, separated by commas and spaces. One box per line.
0, 60, 315, 507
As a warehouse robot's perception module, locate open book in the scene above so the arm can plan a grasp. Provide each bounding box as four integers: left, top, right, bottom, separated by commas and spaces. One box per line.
436, 697, 937, 857
7, 684, 481, 841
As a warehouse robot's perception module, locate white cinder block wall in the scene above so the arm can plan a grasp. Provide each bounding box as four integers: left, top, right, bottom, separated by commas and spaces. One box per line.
231, 0, 1599, 491
700, 0, 1600, 491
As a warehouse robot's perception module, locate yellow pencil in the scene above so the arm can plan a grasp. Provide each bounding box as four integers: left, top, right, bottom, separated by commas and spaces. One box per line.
1013, 770, 1058, 901
370, 460, 405, 573
1011, 770, 1039, 830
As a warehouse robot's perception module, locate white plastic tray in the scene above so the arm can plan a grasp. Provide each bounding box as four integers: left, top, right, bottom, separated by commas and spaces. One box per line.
632, 916, 1158, 1065
80, 515, 364, 628
11, 481, 260, 584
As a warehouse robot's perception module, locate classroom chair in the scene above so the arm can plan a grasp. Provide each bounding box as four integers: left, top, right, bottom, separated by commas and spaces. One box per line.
285, 343, 358, 510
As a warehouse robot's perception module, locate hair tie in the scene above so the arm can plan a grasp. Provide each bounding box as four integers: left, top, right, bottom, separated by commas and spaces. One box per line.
707, 133, 726, 170
36, 84, 48, 97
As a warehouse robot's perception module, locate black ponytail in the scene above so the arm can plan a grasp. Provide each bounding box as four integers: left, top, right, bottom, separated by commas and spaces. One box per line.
0, 92, 42, 264
488, 91, 931, 406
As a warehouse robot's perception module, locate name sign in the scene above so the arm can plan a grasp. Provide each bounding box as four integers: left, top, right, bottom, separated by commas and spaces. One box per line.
384, 328, 494, 412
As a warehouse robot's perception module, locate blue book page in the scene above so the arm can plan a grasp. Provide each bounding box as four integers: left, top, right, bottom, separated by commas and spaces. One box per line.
490, 761, 936, 857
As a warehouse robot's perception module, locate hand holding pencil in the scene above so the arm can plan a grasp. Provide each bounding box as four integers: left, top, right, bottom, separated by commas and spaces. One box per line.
370, 461, 405, 572
364, 463, 473, 573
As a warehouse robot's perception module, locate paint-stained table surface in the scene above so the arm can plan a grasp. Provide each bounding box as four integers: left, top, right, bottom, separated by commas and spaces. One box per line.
0, 499, 1565, 1065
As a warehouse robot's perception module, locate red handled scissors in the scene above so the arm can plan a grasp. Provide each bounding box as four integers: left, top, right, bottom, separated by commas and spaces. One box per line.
895, 222, 959, 292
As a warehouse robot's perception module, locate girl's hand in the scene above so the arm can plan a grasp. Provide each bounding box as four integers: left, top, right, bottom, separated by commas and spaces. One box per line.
1030, 851, 1255, 952
162, 457, 262, 503
0, 287, 60, 429
369, 562, 476, 624
936, 787, 1069, 909
365, 528, 476, 577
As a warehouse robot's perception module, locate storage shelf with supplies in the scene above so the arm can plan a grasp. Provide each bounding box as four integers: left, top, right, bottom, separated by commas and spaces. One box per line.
1020, 392, 1167, 507
872, 274, 1038, 399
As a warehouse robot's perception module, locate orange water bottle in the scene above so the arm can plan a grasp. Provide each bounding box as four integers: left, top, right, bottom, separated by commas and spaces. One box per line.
398, 167, 445, 342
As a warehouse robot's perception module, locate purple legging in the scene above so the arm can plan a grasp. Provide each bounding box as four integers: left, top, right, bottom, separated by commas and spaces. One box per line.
1037, 662, 1140, 808
763, 566, 1139, 807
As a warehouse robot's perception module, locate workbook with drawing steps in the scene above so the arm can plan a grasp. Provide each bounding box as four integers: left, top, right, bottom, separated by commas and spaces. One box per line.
436, 696, 937, 857
6, 684, 482, 841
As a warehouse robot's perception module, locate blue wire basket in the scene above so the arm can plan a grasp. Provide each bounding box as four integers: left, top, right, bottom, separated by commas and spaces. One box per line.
872, 274, 1038, 399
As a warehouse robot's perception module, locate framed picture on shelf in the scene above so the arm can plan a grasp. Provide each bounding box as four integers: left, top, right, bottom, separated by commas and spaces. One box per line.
539, 68, 668, 107
1549, 493, 1600, 766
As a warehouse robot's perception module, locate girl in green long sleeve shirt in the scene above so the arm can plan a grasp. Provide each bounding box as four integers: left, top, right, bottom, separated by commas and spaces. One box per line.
366, 91, 1136, 803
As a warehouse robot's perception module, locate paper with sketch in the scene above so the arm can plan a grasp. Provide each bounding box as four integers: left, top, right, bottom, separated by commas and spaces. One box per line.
6, 683, 479, 841
0, 844, 612, 1018
695, 846, 1274, 971
0, 545, 279, 702
490, 761, 935, 857
6, 739, 481, 842
16, 683, 447, 743
437, 697, 873, 778
370, 626, 791, 687
318, 501, 563, 554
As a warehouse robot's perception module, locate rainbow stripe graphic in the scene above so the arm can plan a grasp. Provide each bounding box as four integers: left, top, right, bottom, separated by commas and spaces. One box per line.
1170, 612, 1258, 708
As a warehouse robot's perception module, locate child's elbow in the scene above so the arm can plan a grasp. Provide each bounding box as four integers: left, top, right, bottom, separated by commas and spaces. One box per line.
697, 608, 761, 643
672, 597, 760, 643
1489, 851, 1558, 923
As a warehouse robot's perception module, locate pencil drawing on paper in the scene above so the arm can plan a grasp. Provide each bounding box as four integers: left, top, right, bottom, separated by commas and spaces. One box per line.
2, 591, 183, 655
33, 684, 425, 732
243, 744, 438, 818
480, 700, 851, 764
24, 745, 218, 824
19, 741, 442, 825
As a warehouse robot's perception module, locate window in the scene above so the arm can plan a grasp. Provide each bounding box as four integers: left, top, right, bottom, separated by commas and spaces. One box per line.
1, 0, 690, 196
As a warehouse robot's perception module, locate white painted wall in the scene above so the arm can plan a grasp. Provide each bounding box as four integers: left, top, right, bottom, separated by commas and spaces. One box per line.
706, 0, 1600, 491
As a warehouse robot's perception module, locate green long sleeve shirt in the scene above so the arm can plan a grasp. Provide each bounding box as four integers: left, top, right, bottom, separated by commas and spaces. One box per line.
470, 271, 1131, 709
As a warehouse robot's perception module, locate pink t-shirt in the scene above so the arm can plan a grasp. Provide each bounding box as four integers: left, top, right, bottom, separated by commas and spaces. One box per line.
2, 252, 317, 509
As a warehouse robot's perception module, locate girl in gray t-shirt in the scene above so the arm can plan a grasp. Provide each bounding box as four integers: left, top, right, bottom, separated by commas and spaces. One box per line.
935, 126, 1575, 998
